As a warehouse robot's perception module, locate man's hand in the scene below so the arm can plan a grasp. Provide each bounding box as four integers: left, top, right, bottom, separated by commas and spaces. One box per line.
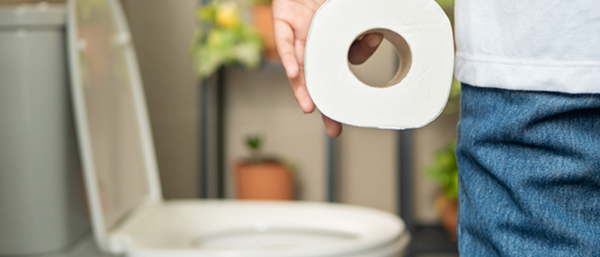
273, 0, 382, 137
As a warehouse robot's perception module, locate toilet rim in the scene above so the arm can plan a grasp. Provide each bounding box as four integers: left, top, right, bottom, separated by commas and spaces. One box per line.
126, 233, 411, 257
112, 200, 408, 257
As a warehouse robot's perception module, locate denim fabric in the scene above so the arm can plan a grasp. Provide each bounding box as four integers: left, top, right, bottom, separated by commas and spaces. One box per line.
456, 84, 600, 256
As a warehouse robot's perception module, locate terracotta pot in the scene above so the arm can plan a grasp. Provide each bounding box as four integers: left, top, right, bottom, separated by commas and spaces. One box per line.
236, 161, 294, 200
436, 194, 458, 241
252, 4, 278, 60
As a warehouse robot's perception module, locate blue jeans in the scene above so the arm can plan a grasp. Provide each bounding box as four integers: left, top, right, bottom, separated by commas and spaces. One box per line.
456, 84, 600, 256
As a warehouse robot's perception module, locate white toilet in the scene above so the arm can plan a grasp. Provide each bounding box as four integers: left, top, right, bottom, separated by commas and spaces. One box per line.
67, 0, 410, 256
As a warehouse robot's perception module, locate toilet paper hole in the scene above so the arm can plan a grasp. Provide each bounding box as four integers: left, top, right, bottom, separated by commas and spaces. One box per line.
347, 29, 412, 88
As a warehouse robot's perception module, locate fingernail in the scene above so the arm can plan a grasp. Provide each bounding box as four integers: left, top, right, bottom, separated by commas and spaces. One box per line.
368, 35, 382, 48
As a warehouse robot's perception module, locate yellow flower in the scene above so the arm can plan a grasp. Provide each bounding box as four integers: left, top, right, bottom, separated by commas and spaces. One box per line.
215, 2, 240, 28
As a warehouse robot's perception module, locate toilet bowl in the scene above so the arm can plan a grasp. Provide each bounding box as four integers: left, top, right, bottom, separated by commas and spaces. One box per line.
111, 201, 409, 257
66, 0, 410, 256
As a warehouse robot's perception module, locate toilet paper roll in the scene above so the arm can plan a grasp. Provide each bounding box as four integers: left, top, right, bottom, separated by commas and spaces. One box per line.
305, 0, 454, 129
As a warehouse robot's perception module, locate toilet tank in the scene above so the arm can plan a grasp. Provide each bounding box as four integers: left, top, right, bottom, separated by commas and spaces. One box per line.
0, 4, 89, 255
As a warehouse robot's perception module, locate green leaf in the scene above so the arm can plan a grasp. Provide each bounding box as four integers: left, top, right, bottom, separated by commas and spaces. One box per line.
435, 0, 454, 8
197, 5, 216, 22
425, 139, 459, 200
234, 43, 262, 68
253, 0, 273, 4
246, 135, 262, 151
193, 46, 223, 79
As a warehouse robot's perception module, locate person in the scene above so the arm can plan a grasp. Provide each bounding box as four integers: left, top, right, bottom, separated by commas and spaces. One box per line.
272, 0, 600, 255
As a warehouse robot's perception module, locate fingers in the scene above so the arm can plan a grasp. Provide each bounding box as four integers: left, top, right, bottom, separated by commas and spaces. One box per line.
348, 33, 384, 65
274, 19, 314, 113
274, 20, 299, 79
289, 72, 315, 113
322, 115, 342, 138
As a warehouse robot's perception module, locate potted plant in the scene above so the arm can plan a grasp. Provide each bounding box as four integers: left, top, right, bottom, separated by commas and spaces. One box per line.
236, 134, 294, 200
426, 139, 459, 241
192, 0, 264, 79
252, 0, 278, 60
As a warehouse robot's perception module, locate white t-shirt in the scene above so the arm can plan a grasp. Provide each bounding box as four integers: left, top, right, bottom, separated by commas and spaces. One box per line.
454, 0, 600, 93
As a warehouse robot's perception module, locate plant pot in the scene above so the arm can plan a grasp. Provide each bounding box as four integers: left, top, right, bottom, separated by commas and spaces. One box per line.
435, 194, 458, 241
252, 4, 278, 60
236, 161, 293, 200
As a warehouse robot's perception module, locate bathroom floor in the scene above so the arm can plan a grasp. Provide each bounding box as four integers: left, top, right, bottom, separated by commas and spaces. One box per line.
409, 225, 459, 257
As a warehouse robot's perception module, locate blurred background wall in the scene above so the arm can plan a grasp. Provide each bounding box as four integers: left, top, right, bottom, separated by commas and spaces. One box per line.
1, 0, 459, 223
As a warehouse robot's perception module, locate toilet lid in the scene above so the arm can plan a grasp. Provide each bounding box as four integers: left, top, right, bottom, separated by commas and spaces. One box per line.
67, 0, 162, 251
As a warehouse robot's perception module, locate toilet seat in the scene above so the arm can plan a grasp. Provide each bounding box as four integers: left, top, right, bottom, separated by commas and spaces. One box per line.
66, 0, 410, 256
110, 201, 409, 257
